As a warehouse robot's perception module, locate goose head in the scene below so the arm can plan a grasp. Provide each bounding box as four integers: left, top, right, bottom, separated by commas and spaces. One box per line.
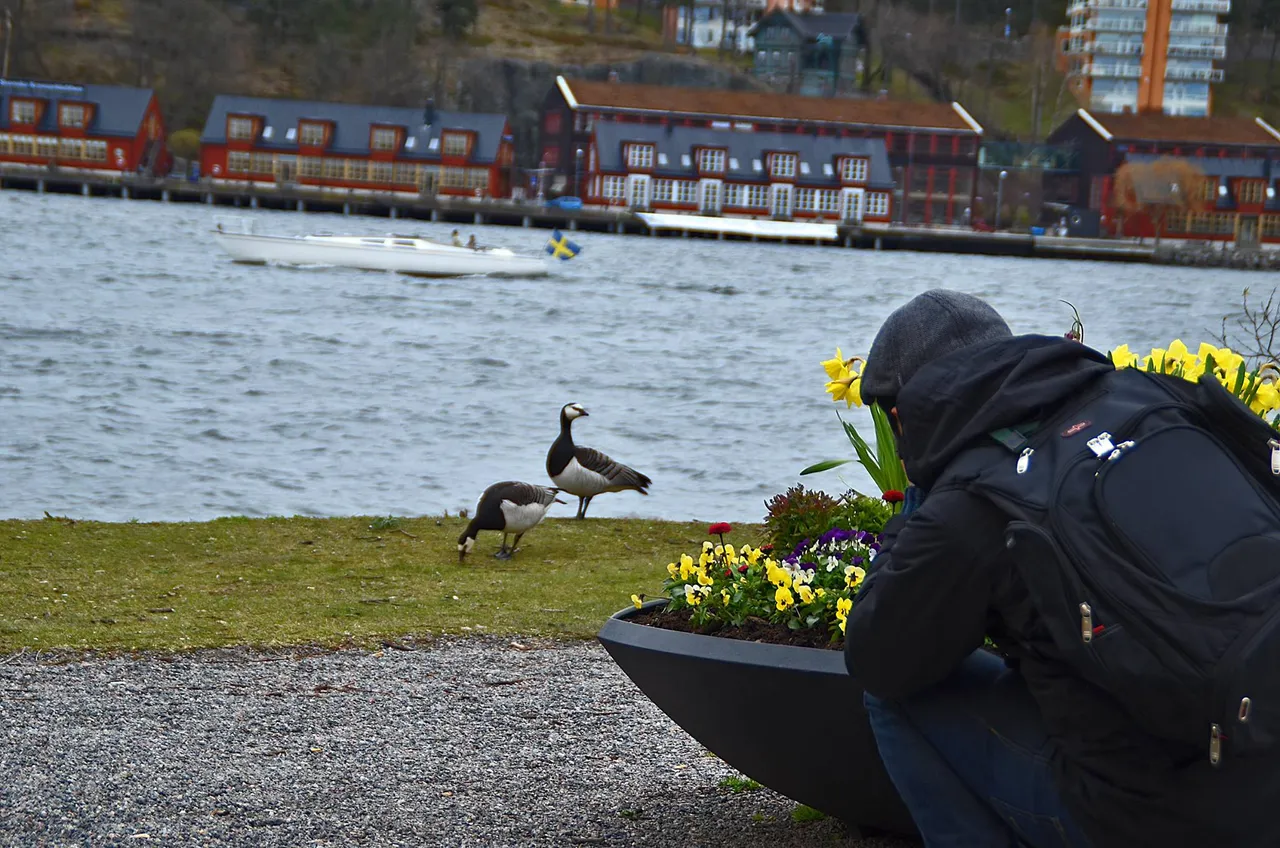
457, 529, 477, 563
561, 403, 589, 423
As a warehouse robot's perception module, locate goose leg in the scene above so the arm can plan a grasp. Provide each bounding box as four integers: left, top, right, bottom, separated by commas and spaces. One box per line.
495, 533, 511, 559
509, 533, 524, 556
576, 497, 587, 520
580, 495, 594, 519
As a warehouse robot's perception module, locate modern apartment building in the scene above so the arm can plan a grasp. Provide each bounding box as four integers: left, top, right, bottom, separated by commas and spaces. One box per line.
1061, 0, 1229, 117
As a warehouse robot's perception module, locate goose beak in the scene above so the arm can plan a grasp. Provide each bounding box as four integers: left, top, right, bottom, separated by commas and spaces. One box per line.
458, 549, 467, 563
579, 409, 590, 417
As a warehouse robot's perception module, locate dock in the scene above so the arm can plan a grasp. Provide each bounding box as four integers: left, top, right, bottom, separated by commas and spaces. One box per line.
1, 166, 1270, 268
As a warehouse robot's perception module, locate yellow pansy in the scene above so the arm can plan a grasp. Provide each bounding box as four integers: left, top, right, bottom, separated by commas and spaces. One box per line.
698, 552, 712, 568
697, 568, 715, 587
703, 541, 714, 551
797, 585, 815, 605
837, 597, 853, 616
721, 589, 731, 606
714, 545, 724, 557
724, 544, 736, 561
815, 587, 826, 598
845, 564, 866, 590
631, 593, 644, 609
684, 584, 703, 606
679, 554, 696, 581
775, 586, 795, 611
746, 546, 763, 565
667, 562, 678, 578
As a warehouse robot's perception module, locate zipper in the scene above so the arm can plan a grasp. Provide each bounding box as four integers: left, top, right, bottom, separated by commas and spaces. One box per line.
1269, 438, 1280, 476
1080, 602, 1093, 643
1016, 447, 1034, 475
1210, 603, 1280, 762
1210, 723, 1223, 766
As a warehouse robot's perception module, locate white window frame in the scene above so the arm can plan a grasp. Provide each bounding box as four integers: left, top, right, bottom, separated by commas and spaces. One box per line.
746, 184, 769, 208
59, 104, 86, 129
601, 175, 627, 203
626, 144, 655, 170
653, 179, 674, 203
371, 127, 399, 152
228, 117, 256, 141
723, 183, 744, 207
866, 192, 890, 217
769, 153, 797, 179
675, 180, 698, 205
10, 100, 35, 123
442, 132, 470, 158
840, 157, 869, 183
227, 151, 251, 174
697, 148, 725, 173
299, 123, 326, 146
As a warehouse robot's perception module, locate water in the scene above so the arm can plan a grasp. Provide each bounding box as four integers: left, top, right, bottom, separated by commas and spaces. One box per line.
0, 190, 1266, 523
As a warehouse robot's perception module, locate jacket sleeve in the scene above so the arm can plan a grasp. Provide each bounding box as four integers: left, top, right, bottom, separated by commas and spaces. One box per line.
843, 487, 1009, 700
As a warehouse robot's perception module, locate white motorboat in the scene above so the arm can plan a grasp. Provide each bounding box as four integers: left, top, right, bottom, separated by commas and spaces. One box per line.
212, 227, 551, 278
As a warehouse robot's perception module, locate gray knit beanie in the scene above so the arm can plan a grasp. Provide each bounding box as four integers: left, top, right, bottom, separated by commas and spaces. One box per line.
860, 289, 1012, 406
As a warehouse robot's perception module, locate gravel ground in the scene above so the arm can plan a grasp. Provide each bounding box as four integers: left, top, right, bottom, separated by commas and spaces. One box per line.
0, 638, 918, 848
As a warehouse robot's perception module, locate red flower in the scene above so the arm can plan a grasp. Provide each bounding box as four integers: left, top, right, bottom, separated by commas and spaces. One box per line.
708, 522, 733, 536
724, 569, 732, 578
738, 564, 749, 573
760, 543, 774, 553
882, 490, 905, 503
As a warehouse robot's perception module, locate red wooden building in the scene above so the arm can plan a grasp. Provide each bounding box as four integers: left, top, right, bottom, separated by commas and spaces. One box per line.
541, 75, 984, 226
1047, 109, 1280, 246
0, 79, 169, 175
200, 95, 514, 198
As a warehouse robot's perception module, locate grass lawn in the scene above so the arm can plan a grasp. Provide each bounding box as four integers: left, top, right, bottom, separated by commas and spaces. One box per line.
0, 515, 752, 654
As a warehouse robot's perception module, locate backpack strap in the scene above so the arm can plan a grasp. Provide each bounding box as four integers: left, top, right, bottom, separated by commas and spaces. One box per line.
989, 421, 1042, 453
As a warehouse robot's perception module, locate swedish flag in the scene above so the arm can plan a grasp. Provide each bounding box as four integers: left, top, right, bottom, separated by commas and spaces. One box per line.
545, 230, 582, 261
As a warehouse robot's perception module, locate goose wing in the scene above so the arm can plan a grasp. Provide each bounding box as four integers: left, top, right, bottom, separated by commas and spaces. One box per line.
486, 481, 558, 508
574, 447, 652, 493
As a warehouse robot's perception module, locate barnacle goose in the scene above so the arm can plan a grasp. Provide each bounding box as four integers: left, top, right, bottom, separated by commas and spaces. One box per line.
545, 403, 652, 520
458, 481, 563, 562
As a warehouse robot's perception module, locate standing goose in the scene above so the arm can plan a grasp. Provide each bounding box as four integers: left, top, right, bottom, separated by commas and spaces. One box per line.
458, 481, 563, 562
546, 403, 652, 519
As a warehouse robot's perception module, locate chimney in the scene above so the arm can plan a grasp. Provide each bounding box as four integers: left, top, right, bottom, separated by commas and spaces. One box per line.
424, 97, 436, 127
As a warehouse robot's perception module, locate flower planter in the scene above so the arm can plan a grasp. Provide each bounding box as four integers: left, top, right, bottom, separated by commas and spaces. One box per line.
598, 600, 919, 838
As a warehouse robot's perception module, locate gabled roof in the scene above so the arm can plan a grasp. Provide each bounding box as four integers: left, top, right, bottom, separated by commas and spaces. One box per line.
1076, 109, 1280, 147
750, 10, 866, 40
0, 79, 155, 136
200, 95, 509, 162
593, 121, 893, 188
557, 77, 982, 135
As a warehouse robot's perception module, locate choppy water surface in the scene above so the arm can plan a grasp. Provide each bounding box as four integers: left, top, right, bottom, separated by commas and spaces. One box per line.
0, 190, 1265, 522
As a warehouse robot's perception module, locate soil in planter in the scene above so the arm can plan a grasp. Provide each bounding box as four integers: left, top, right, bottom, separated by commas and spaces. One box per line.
630, 606, 845, 651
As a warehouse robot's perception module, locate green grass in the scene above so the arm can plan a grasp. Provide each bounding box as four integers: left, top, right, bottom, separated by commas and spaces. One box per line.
0, 515, 746, 653
719, 776, 764, 793
790, 804, 826, 823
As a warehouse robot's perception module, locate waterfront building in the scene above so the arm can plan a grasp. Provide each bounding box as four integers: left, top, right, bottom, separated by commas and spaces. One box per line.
1059, 0, 1230, 117
199, 96, 515, 199
0, 78, 169, 175
748, 10, 867, 97
541, 76, 983, 226
1047, 108, 1280, 245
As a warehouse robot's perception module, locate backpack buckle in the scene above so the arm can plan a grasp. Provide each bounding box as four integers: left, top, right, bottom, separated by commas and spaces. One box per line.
1087, 432, 1116, 458
1210, 723, 1224, 766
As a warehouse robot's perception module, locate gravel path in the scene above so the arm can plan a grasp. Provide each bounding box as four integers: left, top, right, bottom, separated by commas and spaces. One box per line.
0, 638, 918, 847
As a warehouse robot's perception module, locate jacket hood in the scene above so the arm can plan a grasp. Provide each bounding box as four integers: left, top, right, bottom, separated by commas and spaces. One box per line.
895, 335, 1115, 489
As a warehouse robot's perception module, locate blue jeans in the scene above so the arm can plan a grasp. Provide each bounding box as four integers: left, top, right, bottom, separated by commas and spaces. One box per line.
863, 650, 1093, 848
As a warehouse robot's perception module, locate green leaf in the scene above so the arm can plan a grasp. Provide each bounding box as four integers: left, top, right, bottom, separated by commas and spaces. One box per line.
786, 617, 802, 631
805, 614, 821, 627
800, 458, 853, 475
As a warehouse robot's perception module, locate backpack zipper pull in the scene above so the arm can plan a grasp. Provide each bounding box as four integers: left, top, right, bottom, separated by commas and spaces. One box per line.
1210, 723, 1223, 766
1087, 432, 1115, 458
1016, 448, 1034, 474
1080, 602, 1093, 643
1269, 439, 1280, 476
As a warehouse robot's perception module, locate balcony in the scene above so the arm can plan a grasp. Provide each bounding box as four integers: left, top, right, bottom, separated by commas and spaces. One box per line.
1090, 0, 1148, 9
1084, 62, 1142, 77
1088, 16, 1147, 31
1067, 1, 1088, 14
1171, 0, 1229, 11
1087, 40, 1144, 55
1164, 66, 1226, 81
1167, 43, 1227, 58
1069, 23, 1087, 34
1168, 22, 1228, 36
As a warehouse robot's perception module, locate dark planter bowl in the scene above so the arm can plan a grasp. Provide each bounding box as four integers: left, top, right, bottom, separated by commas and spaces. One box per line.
598, 600, 919, 839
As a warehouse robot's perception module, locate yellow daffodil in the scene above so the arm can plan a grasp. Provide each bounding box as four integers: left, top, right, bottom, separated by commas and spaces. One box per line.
822, 347, 848, 380
775, 586, 795, 611
797, 585, 815, 605
631, 593, 644, 609
684, 584, 703, 606
825, 366, 864, 408
1253, 380, 1280, 415
1110, 344, 1137, 369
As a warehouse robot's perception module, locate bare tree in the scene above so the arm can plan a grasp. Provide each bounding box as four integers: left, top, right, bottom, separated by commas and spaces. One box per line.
1113, 158, 1210, 247
1218, 288, 1280, 367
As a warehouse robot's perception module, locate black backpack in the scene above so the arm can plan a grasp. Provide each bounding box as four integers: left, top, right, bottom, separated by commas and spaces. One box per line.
948, 366, 1280, 767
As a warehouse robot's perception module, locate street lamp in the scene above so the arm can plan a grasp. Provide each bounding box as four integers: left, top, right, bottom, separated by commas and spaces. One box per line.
996, 170, 1008, 230
574, 148, 584, 199
1004, 7, 1012, 39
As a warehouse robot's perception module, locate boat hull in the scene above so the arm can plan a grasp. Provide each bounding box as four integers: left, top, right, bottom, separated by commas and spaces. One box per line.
213, 232, 551, 278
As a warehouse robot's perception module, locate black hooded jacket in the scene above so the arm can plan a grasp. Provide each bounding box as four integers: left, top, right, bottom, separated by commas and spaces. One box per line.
844, 335, 1280, 848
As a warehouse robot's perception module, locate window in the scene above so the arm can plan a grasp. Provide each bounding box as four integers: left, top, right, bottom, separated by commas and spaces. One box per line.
250, 153, 274, 174
818, 190, 840, 214
1215, 213, 1236, 235
59, 104, 86, 129
723, 183, 744, 207
840, 157, 868, 183
652, 179, 674, 203
1239, 181, 1265, 205
59, 138, 82, 159
746, 184, 769, 208
227, 151, 251, 174
442, 166, 468, 188
602, 175, 626, 202
228, 117, 256, 141
347, 161, 370, 181
697, 148, 725, 173
1262, 216, 1280, 238
393, 163, 417, 185
626, 144, 654, 169
795, 188, 815, 211
10, 100, 35, 123
37, 137, 58, 159
84, 140, 106, 162
371, 128, 399, 152
0, 134, 9, 154
299, 122, 326, 146
466, 168, 489, 191
370, 161, 394, 183
866, 192, 890, 217
675, 180, 697, 205
420, 166, 439, 192
442, 132, 470, 157
10, 135, 33, 156
322, 158, 346, 180
769, 153, 797, 179
1202, 180, 1218, 202
299, 157, 323, 178
1188, 212, 1214, 233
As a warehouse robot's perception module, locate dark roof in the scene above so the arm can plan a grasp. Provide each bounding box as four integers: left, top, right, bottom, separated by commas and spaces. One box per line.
1126, 152, 1275, 179
0, 78, 155, 136
1079, 109, 1280, 147
593, 121, 893, 188
558, 77, 981, 134
200, 95, 509, 162
750, 10, 865, 40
